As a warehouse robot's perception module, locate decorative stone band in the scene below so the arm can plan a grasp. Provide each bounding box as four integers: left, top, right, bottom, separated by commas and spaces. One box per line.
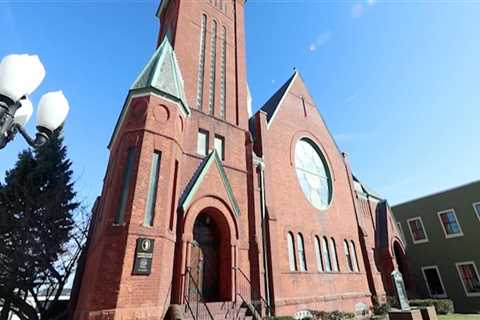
275, 291, 371, 307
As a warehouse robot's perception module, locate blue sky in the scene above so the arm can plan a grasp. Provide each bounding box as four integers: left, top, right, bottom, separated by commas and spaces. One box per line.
1, 0, 479, 207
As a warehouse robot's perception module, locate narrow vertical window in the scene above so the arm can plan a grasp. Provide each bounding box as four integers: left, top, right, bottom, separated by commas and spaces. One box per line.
321, 237, 331, 272
314, 236, 324, 272
197, 129, 209, 156
144, 151, 161, 226
297, 233, 307, 272
287, 232, 297, 271
214, 135, 225, 160
219, 26, 227, 119
344, 240, 353, 272
330, 238, 339, 272
169, 160, 179, 231
350, 240, 359, 272
196, 15, 207, 110
115, 147, 136, 224
208, 20, 217, 115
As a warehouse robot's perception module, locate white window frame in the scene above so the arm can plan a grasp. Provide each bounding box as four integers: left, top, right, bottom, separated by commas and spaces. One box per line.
407, 217, 429, 244
214, 134, 225, 160
472, 201, 480, 223
421, 265, 447, 298
197, 129, 209, 156
455, 261, 480, 297
437, 209, 464, 239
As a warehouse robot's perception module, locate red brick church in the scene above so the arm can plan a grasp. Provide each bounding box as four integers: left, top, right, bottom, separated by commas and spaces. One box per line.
70, 1, 408, 319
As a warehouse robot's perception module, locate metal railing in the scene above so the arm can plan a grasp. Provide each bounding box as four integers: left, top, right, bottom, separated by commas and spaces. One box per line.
184, 267, 214, 320
235, 267, 272, 319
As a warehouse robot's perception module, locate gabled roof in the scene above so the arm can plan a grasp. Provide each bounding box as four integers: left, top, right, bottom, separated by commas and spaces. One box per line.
179, 150, 241, 216
353, 175, 384, 201
259, 71, 297, 124
108, 37, 189, 149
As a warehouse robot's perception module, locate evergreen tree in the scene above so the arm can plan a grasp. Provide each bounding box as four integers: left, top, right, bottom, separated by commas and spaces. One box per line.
0, 128, 80, 320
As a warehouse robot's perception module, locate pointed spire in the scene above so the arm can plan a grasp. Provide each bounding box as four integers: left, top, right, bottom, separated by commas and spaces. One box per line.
131, 37, 190, 116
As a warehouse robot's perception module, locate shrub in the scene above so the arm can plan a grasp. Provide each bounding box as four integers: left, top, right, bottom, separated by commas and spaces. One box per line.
324, 310, 355, 320
371, 296, 392, 315
308, 310, 354, 320
409, 299, 454, 314
264, 317, 293, 320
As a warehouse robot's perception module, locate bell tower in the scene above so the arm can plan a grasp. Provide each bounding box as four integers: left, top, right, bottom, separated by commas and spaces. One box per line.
157, 0, 249, 129
71, 1, 259, 319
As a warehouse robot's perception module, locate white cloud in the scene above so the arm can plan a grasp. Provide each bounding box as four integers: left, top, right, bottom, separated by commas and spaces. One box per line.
367, 0, 377, 6
351, 3, 364, 18
308, 30, 332, 53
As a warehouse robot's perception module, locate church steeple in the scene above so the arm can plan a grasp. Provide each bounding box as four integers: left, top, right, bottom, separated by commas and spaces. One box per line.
155, 0, 249, 129
131, 37, 190, 116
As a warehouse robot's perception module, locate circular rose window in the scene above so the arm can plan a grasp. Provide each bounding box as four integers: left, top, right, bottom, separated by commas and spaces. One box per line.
295, 138, 333, 210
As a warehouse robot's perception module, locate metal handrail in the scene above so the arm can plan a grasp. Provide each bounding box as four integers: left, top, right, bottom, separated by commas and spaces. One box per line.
235, 267, 272, 318
184, 267, 215, 320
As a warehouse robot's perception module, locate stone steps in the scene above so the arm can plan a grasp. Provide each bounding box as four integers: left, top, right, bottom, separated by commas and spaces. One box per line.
183, 301, 251, 320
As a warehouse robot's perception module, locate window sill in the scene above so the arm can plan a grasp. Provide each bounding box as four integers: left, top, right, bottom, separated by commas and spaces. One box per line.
444, 233, 464, 239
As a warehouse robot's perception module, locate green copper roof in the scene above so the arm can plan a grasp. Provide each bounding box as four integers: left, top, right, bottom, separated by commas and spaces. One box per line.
131, 37, 190, 116
179, 150, 241, 216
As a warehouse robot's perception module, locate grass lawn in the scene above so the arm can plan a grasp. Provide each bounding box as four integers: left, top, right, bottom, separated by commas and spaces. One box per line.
439, 315, 480, 320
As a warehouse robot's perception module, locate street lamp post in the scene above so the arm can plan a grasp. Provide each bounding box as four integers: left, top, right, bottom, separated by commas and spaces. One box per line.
0, 54, 70, 150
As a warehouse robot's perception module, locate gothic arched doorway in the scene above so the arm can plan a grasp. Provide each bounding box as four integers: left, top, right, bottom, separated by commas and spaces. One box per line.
393, 241, 409, 289
190, 211, 231, 302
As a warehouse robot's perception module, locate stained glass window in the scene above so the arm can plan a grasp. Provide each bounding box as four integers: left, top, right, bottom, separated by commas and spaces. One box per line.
315, 236, 324, 272
297, 233, 307, 272
287, 232, 297, 271
295, 138, 332, 210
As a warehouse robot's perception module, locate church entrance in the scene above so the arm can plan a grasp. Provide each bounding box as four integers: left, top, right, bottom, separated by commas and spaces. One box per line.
190, 212, 225, 302
393, 241, 409, 289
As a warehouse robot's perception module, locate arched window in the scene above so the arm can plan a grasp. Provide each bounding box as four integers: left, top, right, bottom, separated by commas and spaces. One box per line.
321, 236, 331, 272
314, 236, 324, 272
350, 240, 359, 272
344, 240, 353, 272
297, 233, 307, 272
287, 232, 297, 271
219, 26, 226, 119
294, 138, 333, 210
329, 238, 339, 272
195, 15, 207, 110
208, 20, 217, 115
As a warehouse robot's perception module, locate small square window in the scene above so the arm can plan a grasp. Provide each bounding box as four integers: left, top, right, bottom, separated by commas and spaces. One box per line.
473, 202, 480, 222
197, 129, 209, 156
407, 217, 428, 244
438, 209, 463, 238
214, 135, 225, 160
456, 262, 480, 297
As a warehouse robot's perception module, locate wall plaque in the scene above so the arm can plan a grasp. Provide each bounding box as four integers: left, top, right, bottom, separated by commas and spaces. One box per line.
391, 270, 410, 310
133, 238, 154, 275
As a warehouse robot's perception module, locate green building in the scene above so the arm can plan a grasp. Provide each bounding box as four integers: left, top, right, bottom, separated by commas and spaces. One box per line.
392, 180, 480, 313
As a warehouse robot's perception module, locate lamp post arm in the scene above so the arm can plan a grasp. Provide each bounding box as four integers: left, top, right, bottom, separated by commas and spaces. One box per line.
15, 124, 49, 148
